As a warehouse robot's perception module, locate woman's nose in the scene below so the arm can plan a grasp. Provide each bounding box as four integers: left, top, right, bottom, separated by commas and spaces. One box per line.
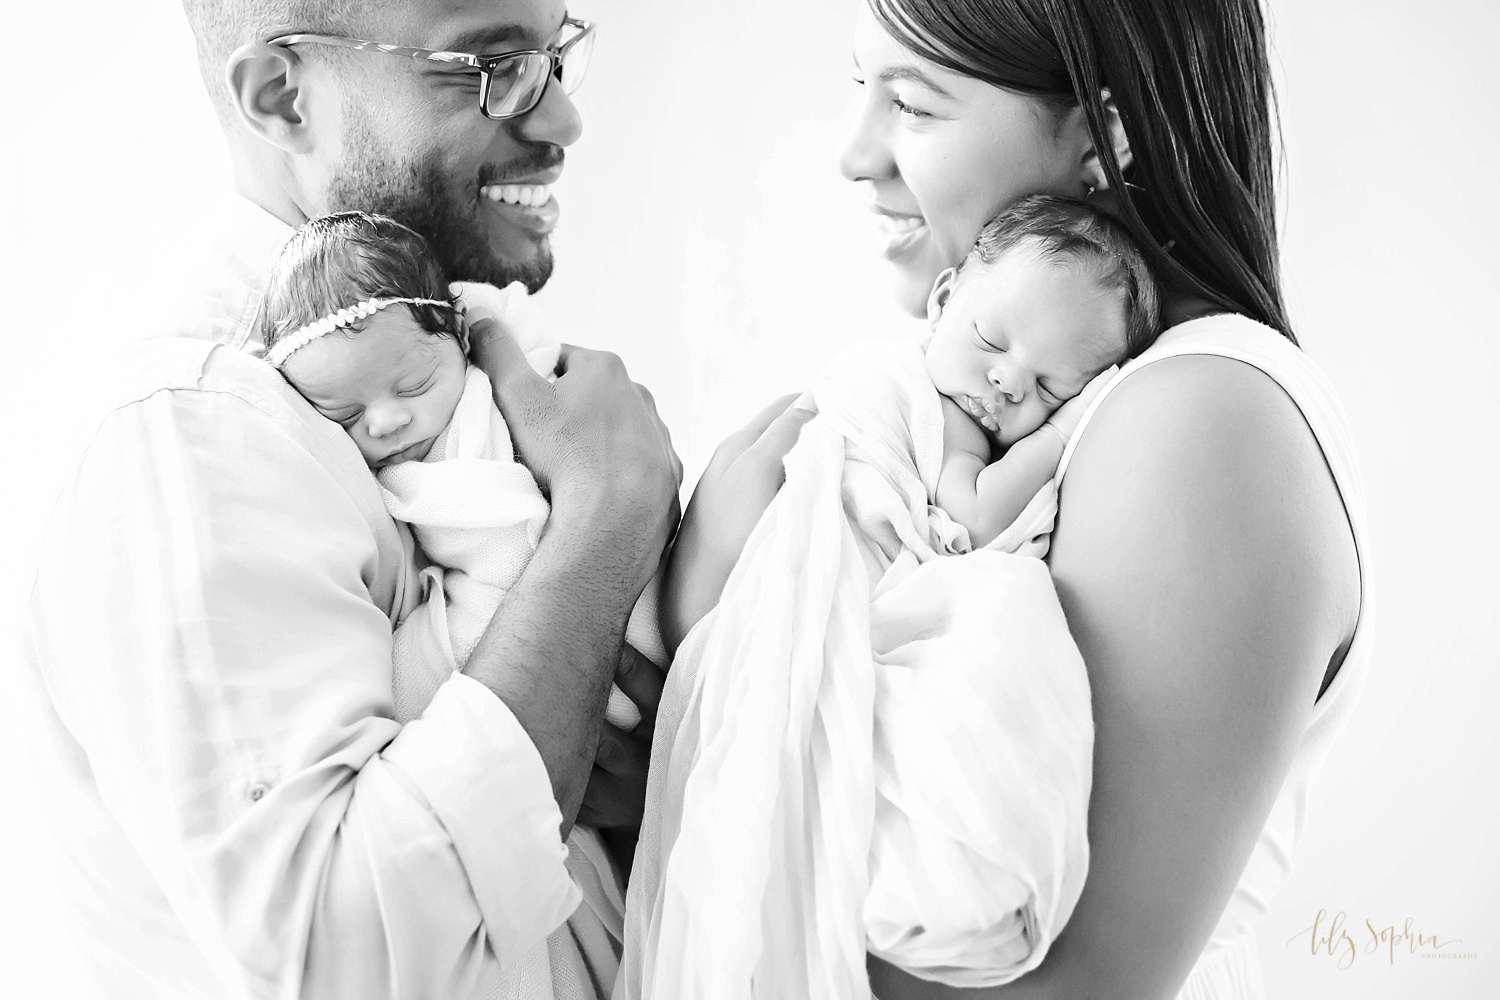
839, 102, 892, 183
365, 404, 412, 439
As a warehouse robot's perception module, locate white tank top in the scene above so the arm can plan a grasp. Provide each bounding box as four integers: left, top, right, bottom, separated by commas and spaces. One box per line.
1054, 313, 1373, 1000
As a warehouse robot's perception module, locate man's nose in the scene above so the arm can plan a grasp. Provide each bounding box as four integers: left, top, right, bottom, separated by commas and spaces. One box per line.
839, 102, 892, 183
511, 75, 583, 148
365, 403, 412, 439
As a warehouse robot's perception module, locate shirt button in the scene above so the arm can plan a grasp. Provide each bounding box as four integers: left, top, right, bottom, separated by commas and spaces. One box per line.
248, 782, 270, 803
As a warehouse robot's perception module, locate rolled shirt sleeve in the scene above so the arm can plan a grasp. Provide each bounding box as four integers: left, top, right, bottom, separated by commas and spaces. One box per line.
27, 340, 579, 998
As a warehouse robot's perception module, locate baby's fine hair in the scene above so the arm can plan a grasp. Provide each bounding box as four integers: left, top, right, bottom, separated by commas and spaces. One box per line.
960, 195, 1162, 356
259, 212, 464, 355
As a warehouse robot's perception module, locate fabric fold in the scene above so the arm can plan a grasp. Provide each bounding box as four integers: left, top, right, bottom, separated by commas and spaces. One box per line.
620, 341, 1093, 1000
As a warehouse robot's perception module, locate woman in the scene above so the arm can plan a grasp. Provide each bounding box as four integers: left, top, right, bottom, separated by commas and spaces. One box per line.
662, 0, 1367, 997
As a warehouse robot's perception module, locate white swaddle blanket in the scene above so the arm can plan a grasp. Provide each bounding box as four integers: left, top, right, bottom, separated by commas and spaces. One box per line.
379, 281, 664, 729
619, 340, 1093, 1000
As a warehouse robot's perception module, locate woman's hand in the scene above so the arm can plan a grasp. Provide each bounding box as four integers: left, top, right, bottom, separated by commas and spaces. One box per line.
660, 394, 818, 653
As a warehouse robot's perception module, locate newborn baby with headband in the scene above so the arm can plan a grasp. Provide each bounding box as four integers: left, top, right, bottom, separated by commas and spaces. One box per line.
259, 211, 661, 731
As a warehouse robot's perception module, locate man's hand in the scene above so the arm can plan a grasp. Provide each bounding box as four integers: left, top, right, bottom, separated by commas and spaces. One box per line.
461, 321, 681, 832
470, 318, 683, 582
660, 394, 817, 652
577, 644, 665, 831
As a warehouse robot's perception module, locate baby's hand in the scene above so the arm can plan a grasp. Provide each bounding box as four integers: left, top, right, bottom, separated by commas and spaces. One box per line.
1042, 365, 1118, 445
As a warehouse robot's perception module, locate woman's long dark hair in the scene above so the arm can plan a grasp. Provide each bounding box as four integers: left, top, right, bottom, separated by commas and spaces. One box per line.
870, 0, 1295, 344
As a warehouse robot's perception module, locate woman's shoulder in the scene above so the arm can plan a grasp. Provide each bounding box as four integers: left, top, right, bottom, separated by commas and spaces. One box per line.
1050, 311, 1363, 670
1059, 312, 1363, 498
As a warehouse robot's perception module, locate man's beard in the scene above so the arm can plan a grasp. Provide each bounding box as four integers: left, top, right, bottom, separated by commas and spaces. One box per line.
325, 123, 559, 293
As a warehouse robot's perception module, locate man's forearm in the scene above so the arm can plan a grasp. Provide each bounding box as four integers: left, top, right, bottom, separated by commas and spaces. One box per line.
461, 490, 655, 834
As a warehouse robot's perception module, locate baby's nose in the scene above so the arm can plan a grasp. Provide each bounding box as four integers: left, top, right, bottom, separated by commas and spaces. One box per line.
365, 404, 412, 438
987, 366, 1024, 403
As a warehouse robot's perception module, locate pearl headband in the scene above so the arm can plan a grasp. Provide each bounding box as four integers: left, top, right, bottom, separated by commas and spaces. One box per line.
265, 296, 454, 369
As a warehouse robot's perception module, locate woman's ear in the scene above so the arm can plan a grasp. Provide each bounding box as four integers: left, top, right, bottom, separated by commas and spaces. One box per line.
224, 42, 316, 154
926, 267, 958, 329
1078, 88, 1134, 192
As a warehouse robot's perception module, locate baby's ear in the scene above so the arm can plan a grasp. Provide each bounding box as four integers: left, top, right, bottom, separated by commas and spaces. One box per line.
927, 268, 958, 329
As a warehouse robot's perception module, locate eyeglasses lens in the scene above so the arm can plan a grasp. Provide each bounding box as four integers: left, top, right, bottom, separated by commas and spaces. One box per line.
484, 29, 594, 118
485, 54, 551, 118
558, 31, 594, 94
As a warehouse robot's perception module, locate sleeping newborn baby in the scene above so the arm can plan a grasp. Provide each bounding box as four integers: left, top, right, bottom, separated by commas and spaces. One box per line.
258, 211, 659, 730
926, 194, 1159, 548
623, 195, 1161, 1000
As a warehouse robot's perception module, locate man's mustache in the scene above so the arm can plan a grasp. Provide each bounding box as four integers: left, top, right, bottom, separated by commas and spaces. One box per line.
478, 146, 565, 186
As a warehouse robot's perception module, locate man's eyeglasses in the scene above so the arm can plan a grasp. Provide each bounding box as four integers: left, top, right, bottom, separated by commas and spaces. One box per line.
268, 16, 595, 121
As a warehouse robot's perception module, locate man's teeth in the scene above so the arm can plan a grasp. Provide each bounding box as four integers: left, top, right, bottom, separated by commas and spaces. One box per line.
481, 183, 552, 207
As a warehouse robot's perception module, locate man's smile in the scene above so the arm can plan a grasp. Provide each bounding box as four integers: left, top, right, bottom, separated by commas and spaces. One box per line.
479, 163, 563, 235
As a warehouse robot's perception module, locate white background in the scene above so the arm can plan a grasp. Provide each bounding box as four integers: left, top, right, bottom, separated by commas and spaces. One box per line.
2, 0, 1496, 996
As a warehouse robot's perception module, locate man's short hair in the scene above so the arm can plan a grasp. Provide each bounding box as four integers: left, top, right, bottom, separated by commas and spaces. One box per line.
960, 195, 1162, 356
179, 0, 363, 122
259, 212, 463, 355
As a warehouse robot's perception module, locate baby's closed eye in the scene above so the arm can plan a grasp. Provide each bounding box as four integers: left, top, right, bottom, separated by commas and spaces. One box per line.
319, 406, 363, 428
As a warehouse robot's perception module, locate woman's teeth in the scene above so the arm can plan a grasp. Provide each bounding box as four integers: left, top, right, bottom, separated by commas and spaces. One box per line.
878, 215, 924, 237
480, 183, 552, 207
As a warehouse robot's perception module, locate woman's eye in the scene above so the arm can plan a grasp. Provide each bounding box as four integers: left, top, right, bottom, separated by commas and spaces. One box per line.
891, 96, 929, 119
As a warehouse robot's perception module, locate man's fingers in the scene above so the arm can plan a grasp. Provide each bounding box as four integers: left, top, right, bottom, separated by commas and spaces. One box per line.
578, 765, 645, 830
552, 342, 618, 378
470, 319, 543, 392
614, 644, 666, 729
595, 720, 649, 776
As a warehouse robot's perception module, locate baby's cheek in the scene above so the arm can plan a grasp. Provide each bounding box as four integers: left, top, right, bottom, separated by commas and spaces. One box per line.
350, 430, 382, 465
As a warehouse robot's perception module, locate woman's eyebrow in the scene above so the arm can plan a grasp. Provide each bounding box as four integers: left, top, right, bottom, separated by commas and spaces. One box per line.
877, 65, 955, 99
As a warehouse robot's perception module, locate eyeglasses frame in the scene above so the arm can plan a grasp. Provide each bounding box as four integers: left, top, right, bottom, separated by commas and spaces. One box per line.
266, 16, 595, 121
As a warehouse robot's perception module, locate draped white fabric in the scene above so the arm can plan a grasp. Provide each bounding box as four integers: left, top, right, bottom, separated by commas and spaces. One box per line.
620, 342, 1093, 999
380, 282, 663, 730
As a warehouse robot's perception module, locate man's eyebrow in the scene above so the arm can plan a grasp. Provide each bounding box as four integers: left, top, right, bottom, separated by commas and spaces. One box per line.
876, 65, 955, 99
441, 13, 565, 54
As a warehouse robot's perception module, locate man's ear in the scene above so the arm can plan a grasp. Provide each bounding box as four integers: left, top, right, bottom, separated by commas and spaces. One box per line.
1078, 89, 1134, 192
224, 42, 316, 154
926, 267, 958, 329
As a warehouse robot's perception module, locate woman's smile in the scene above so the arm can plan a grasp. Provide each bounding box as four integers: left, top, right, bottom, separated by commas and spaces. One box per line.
866, 198, 929, 258
841, 4, 1090, 316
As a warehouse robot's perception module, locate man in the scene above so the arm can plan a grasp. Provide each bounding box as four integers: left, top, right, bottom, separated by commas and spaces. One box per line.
22, 0, 680, 996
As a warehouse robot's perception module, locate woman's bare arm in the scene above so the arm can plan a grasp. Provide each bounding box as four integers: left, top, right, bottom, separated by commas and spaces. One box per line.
869, 355, 1360, 1000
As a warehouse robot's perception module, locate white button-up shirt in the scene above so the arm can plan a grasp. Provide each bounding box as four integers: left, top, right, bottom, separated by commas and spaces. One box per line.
22, 195, 596, 999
